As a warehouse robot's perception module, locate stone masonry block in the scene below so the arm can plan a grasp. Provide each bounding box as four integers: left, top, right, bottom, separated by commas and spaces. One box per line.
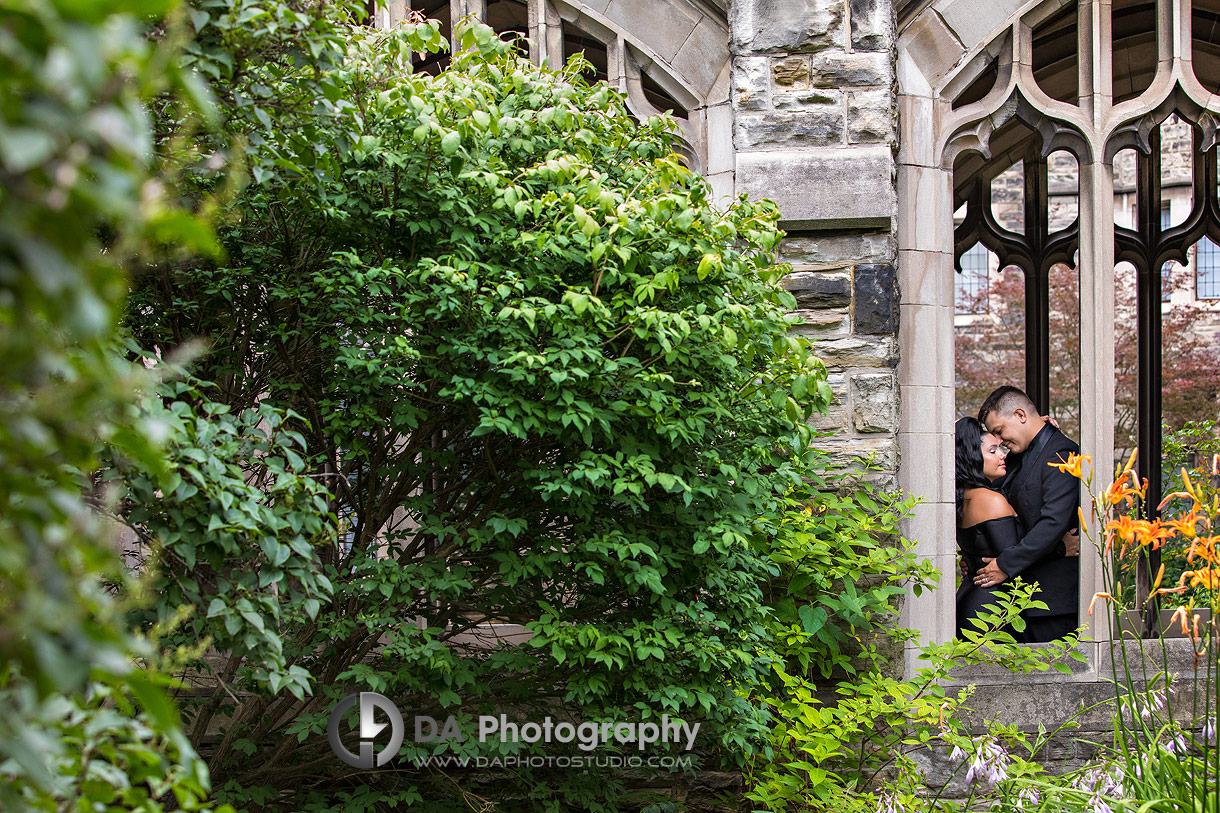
791, 308, 848, 335
816, 335, 896, 368
809, 372, 848, 432
817, 437, 899, 481
781, 232, 895, 265
785, 271, 851, 308
732, 0, 845, 54
810, 51, 892, 88
850, 0, 893, 51
854, 263, 898, 335
736, 148, 895, 230
850, 372, 898, 433
933, 0, 1025, 57
773, 88, 840, 109
733, 56, 770, 111
603, 0, 697, 62
734, 109, 844, 149
772, 56, 810, 87
669, 17, 732, 99
848, 88, 895, 145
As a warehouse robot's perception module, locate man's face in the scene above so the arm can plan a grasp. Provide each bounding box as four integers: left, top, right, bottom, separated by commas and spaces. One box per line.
984, 408, 1032, 453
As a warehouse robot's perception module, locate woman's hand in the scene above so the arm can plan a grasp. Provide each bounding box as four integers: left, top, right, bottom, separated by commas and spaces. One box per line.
974, 557, 1008, 588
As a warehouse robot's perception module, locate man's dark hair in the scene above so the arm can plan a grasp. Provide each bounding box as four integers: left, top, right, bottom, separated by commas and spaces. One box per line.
977, 385, 1039, 426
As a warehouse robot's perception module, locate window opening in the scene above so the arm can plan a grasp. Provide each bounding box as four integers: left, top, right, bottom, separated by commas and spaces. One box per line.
562, 22, 609, 83
951, 59, 999, 110
410, 0, 453, 74
1197, 236, 1220, 298
956, 243, 990, 314
486, 0, 529, 51
1112, 114, 1220, 634
1048, 262, 1082, 443
1161, 205, 1175, 302
1193, 0, 1220, 95
955, 143, 1081, 415
640, 69, 688, 119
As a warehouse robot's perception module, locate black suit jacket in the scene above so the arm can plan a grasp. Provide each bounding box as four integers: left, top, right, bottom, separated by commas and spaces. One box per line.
997, 425, 1080, 617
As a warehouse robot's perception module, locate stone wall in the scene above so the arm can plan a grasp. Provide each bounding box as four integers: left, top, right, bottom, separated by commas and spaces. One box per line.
730, 0, 902, 487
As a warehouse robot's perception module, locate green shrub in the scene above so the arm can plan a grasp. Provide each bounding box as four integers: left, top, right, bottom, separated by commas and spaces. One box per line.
122, 11, 836, 809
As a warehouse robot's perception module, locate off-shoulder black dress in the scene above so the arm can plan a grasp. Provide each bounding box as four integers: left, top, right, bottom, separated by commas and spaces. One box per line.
955, 515, 1023, 637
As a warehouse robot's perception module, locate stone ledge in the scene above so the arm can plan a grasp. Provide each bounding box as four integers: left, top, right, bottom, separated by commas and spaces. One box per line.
736, 147, 895, 230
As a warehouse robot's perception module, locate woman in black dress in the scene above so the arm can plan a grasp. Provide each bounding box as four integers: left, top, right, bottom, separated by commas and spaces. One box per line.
954, 416, 1021, 637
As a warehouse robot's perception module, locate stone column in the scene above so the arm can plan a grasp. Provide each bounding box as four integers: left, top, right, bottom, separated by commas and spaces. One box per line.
730, 0, 902, 489
1076, 0, 1115, 644
895, 7, 969, 661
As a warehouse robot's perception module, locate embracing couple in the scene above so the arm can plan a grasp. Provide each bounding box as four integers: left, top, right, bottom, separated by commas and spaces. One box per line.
955, 386, 1080, 644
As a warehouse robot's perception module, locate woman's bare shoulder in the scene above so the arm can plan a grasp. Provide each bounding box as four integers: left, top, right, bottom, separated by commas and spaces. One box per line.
961, 488, 1017, 525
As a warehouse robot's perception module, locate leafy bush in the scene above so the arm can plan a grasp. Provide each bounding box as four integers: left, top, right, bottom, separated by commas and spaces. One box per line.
742, 470, 1084, 813
122, 10, 837, 809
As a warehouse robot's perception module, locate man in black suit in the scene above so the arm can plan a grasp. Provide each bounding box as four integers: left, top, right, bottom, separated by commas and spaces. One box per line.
974, 386, 1080, 643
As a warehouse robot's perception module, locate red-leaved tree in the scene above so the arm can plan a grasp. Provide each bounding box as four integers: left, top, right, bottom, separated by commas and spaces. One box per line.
955, 262, 1220, 464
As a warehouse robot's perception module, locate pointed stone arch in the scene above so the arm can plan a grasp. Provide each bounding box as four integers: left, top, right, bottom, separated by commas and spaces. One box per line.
898, 0, 1220, 662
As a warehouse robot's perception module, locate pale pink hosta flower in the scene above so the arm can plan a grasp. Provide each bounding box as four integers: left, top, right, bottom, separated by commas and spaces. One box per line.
1072, 764, 1125, 797
1203, 716, 1217, 743
961, 735, 1010, 789
875, 791, 904, 813
1014, 786, 1040, 806
1162, 729, 1189, 755
1140, 687, 1167, 719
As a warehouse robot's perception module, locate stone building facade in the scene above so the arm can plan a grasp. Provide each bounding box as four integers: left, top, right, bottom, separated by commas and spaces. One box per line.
379, 0, 1220, 773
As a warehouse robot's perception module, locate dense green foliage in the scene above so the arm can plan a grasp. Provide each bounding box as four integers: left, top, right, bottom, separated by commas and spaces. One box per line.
741, 470, 1084, 813
118, 8, 847, 809
0, 0, 226, 809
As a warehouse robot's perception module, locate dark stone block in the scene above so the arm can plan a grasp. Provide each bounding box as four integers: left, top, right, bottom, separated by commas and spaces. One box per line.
786, 273, 851, 309
853, 263, 897, 335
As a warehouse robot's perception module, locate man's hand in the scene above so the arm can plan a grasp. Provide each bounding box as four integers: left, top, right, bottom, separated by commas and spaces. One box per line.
974, 557, 1009, 588
1062, 528, 1080, 557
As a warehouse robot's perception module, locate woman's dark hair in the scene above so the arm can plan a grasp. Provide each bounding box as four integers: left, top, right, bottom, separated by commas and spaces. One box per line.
955, 416, 998, 520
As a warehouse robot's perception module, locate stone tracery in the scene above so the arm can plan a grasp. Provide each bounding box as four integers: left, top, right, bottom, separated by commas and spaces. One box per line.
900, 0, 1220, 649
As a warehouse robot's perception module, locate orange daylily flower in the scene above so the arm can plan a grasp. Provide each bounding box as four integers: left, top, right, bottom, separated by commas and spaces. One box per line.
1129, 470, 1148, 500
1049, 453, 1090, 479
1107, 516, 1140, 547
1104, 477, 1140, 509
1169, 606, 1189, 635
1183, 568, 1220, 590
1163, 508, 1200, 540
1087, 592, 1113, 616
1186, 535, 1218, 564
1133, 519, 1172, 550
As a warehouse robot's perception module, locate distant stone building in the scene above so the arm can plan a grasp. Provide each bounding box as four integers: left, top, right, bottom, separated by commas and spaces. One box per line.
375, 0, 1218, 761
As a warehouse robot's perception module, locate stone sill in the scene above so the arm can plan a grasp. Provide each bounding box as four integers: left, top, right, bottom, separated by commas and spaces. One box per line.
944, 637, 1208, 687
